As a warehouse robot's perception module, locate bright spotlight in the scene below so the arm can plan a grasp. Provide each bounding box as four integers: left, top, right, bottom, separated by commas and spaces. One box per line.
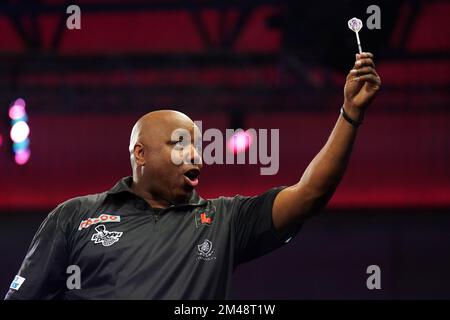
9, 98, 30, 165
227, 130, 253, 154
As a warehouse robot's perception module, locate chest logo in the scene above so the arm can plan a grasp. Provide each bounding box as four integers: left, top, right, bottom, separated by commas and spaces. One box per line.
91, 225, 123, 247
197, 239, 216, 261
194, 204, 216, 227
78, 214, 121, 231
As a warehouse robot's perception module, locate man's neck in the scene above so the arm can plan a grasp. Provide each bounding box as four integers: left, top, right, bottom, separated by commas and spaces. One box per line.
130, 180, 171, 209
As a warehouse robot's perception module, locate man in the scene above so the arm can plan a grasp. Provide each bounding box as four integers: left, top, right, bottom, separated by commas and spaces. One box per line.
5, 52, 380, 299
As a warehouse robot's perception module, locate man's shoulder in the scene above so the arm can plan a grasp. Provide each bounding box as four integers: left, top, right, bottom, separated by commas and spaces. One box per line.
59, 192, 107, 209
206, 186, 286, 208
208, 195, 238, 205
207, 191, 263, 204
206, 194, 245, 214
52, 192, 108, 221
34, 192, 111, 235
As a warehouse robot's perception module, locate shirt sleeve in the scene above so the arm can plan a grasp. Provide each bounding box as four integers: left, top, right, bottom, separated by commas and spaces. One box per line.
4, 204, 70, 300
230, 186, 301, 265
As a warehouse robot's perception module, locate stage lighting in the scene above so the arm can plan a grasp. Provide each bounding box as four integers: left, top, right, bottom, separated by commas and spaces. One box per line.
9, 98, 30, 165
227, 130, 253, 154
10, 121, 30, 143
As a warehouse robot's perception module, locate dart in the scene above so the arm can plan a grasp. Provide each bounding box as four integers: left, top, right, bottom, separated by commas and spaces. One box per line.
348, 17, 363, 54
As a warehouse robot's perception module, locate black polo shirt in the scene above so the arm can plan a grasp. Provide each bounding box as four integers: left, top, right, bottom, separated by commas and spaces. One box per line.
5, 177, 298, 300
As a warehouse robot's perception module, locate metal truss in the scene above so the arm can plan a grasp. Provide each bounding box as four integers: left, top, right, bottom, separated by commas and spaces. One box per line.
0, 0, 448, 114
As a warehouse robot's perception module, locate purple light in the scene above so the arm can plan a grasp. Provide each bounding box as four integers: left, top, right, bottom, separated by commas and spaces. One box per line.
14, 149, 31, 165
10, 121, 30, 143
227, 130, 253, 154
9, 99, 26, 120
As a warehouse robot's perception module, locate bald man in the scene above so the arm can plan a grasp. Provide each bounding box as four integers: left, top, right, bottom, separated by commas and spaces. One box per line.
128, 110, 205, 208
5, 52, 380, 300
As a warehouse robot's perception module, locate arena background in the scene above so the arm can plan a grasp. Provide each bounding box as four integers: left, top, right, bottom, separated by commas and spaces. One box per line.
0, 0, 449, 299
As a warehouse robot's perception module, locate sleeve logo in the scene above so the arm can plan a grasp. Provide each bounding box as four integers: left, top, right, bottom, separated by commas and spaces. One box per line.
10, 275, 26, 291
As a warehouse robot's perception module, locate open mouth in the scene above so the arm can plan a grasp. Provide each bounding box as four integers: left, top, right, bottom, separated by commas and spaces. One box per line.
183, 168, 200, 188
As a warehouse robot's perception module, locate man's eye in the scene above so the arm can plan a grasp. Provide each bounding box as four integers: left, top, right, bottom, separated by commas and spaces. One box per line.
171, 141, 184, 149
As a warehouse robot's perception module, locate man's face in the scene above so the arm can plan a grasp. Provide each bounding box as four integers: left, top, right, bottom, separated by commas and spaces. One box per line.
140, 116, 203, 203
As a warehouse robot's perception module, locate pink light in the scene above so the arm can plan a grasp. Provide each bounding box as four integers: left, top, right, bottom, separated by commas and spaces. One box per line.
9, 99, 26, 120
0, 134, 2, 147
10, 121, 30, 143
15, 149, 31, 165
227, 130, 253, 154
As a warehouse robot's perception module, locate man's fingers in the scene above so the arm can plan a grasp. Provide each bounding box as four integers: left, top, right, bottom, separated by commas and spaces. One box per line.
347, 66, 379, 81
354, 58, 375, 69
354, 74, 381, 86
347, 52, 381, 86
356, 52, 374, 60
350, 66, 378, 77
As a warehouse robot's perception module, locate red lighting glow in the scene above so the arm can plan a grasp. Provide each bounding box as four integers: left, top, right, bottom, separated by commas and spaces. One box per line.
227, 130, 253, 154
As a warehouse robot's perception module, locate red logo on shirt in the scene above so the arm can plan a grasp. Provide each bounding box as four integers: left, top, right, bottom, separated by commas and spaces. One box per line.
194, 205, 215, 228
78, 214, 121, 230
200, 213, 211, 225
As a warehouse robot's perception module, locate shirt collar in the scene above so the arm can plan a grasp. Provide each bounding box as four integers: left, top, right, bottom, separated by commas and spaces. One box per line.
106, 176, 207, 207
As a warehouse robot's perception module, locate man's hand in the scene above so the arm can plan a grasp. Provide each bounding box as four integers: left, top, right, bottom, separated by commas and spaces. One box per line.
344, 52, 381, 120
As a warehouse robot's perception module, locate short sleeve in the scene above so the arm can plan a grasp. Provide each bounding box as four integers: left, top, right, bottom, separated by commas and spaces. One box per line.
230, 186, 300, 265
4, 205, 70, 300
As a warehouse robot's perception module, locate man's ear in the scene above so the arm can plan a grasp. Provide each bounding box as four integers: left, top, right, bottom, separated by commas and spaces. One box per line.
133, 143, 145, 166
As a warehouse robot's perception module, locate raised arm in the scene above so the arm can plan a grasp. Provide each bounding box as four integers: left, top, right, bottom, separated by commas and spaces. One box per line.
273, 52, 381, 235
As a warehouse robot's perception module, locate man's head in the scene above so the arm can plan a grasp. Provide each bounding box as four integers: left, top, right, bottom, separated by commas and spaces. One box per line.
129, 110, 202, 205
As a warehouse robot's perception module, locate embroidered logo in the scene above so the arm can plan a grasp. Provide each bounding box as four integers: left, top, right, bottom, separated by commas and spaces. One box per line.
194, 204, 216, 227
197, 239, 216, 261
91, 225, 123, 247
78, 214, 121, 230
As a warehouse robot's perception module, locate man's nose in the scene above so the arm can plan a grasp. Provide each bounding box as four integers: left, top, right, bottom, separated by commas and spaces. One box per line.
185, 144, 203, 167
